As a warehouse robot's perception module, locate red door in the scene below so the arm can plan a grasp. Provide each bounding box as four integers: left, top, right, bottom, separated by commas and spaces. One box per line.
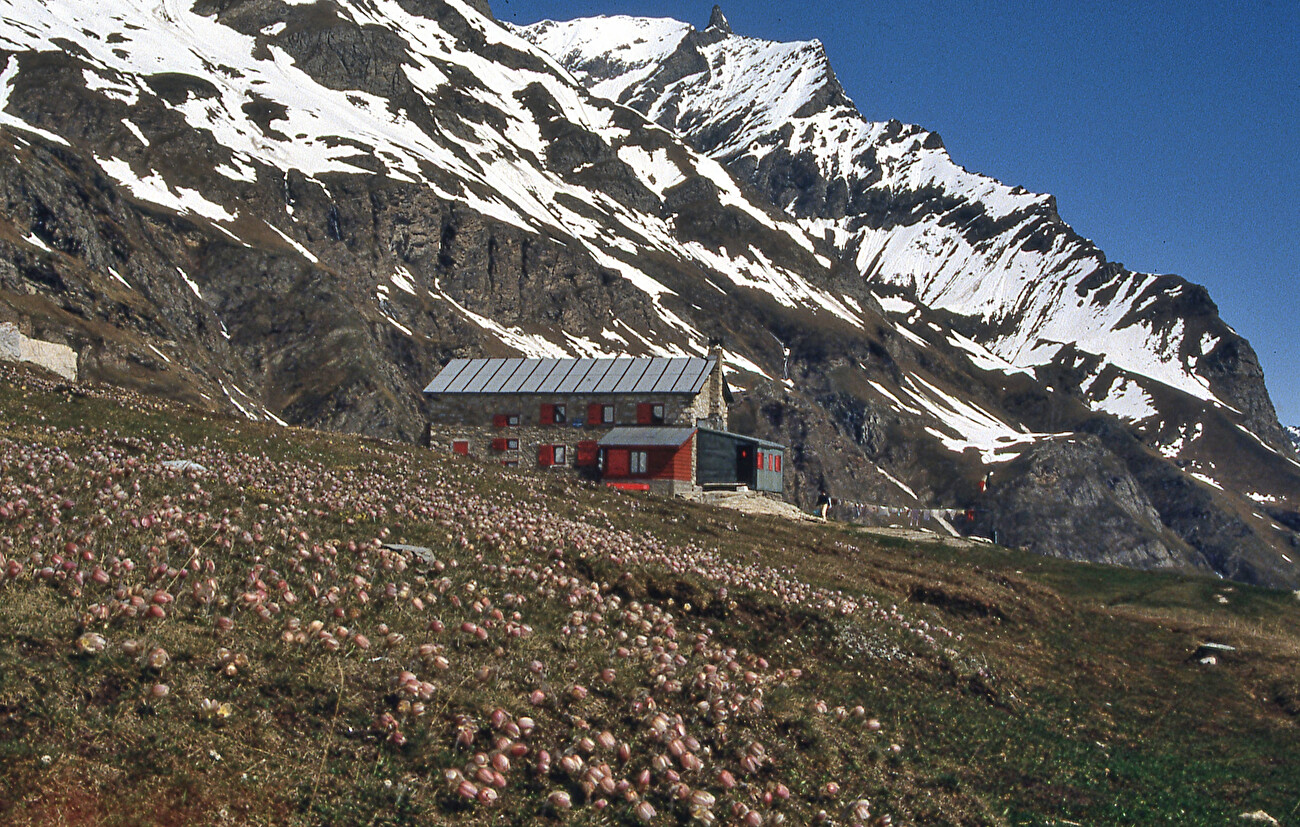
606, 449, 630, 477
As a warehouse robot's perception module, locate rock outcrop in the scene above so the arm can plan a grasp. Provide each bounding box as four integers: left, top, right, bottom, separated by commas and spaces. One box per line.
0, 321, 77, 381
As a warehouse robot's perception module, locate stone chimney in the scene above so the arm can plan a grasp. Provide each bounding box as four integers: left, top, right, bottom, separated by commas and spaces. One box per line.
705, 337, 728, 431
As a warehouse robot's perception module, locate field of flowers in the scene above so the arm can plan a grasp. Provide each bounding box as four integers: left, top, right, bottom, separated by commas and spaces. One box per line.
1, 362, 1298, 826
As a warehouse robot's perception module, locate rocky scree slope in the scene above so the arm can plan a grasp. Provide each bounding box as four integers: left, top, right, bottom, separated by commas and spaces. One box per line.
0, 0, 1294, 586
519, 7, 1300, 585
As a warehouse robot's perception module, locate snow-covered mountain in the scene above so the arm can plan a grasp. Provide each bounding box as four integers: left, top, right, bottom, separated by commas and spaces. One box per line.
1289, 426, 1300, 452
0, 0, 1296, 586
520, 8, 1290, 451
0, 0, 869, 346
519, 6, 1300, 583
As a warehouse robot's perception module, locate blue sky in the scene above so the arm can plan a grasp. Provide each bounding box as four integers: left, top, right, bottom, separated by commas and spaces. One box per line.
496, 0, 1300, 425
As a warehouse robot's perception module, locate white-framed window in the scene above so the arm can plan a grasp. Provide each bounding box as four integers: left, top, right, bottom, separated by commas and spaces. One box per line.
553, 445, 567, 465
630, 450, 648, 474
553, 404, 567, 424
651, 403, 665, 423
602, 405, 615, 423
508, 413, 520, 426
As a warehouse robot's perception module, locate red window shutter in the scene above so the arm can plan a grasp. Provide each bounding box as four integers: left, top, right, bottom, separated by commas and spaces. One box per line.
451, 440, 469, 456
756, 450, 764, 469
538, 445, 553, 467
587, 403, 603, 426
491, 438, 507, 452
607, 449, 630, 477
576, 441, 598, 467
540, 403, 554, 426
637, 403, 652, 424
493, 414, 508, 428
774, 455, 782, 473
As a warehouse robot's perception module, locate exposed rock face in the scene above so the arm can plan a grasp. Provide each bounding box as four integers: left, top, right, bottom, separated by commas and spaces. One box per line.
0, 321, 77, 380
972, 435, 1194, 571
706, 6, 732, 34
0, 0, 1295, 586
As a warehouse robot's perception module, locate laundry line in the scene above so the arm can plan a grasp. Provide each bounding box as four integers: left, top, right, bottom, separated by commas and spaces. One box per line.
828, 496, 970, 518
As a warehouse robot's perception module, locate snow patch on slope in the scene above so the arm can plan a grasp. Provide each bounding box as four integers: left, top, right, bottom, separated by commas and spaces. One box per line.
95, 155, 237, 223
0, 55, 69, 146
903, 373, 1057, 464
1089, 375, 1157, 423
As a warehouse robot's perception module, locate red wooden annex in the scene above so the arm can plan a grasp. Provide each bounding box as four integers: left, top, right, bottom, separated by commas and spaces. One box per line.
598, 427, 695, 487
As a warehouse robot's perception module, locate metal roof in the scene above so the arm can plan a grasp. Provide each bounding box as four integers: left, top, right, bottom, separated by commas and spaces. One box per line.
696, 427, 786, 450
598, 427, 697, 448
424, 357, 717, 395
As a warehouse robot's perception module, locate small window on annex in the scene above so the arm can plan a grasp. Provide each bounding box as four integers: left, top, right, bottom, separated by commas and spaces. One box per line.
630, 450, 648, 474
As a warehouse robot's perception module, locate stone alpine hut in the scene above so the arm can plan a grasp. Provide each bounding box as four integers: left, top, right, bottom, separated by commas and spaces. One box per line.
423, 348, 784, 497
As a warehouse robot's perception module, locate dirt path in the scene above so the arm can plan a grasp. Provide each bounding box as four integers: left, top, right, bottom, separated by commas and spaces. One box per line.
698, 490, 821, 522
853, 526, 986, 550
701, 491, 987, 550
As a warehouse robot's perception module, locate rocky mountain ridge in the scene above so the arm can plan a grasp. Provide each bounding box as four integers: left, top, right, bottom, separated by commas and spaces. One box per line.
518, 6, 1300, 584
519, 8, 1287, 445
0, 0, 1296, 586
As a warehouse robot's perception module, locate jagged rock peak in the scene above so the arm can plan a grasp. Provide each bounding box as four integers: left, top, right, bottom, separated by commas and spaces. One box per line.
707, 5, 732, 34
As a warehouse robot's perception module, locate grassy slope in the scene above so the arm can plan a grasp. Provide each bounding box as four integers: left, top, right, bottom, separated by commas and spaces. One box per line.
0, 362, 1296, 826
